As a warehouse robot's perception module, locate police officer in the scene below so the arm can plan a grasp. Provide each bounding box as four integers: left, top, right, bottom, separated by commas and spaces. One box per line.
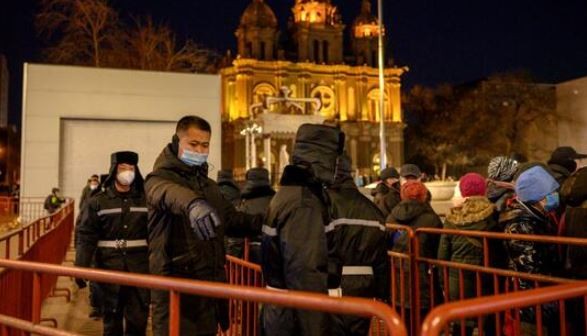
261, 124, 345, 336
145, 115, 262, 336
75, 151, 149, 336
327, 154, 390, 336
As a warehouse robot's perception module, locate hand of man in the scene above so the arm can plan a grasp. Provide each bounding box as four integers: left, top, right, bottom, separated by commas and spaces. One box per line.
188, 199, 221, 240
75, 278, 87, 289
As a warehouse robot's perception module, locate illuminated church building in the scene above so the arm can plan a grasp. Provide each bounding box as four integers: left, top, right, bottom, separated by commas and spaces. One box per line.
221, 0, 407, 180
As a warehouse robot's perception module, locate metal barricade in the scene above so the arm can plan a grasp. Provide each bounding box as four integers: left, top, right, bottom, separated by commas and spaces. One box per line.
0, 314, 81, 336
421, 281, 587, 336
224, 255, 263, 336
0, 259, 408, 336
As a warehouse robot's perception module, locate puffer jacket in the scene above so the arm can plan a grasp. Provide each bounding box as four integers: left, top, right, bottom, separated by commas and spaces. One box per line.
145, 144, 262, 336
389, 200, 442, 309
75, 157, 149, 312
261, 124, 344, 336
437, 196, 496, 301
499, 199, 559, 323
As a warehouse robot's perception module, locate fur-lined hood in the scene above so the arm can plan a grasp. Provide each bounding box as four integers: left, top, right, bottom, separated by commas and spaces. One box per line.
445, 196, 496, 230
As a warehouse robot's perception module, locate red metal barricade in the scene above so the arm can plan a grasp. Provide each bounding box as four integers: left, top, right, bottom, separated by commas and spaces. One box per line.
387, 225, 587, 335
0, 314, 80, 336
421, 281, 587, 336
224, 255, 263, 336
0, 259, 408, 336
0, 201, 74, 335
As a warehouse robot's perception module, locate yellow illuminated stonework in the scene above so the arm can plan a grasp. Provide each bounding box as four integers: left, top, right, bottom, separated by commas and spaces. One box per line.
220, 0, 408, 180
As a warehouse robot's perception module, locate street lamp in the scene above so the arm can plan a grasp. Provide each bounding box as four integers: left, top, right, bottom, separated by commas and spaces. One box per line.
377, 0, 387, 170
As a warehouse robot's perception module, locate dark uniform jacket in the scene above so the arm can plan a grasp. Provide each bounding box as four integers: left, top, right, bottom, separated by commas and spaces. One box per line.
389, 200, 442, 309
75, 185, 149, 311
145, 144, 261, 335
372, 183, 401, 218
327, 178, 389, 301
261, 124, 344, 336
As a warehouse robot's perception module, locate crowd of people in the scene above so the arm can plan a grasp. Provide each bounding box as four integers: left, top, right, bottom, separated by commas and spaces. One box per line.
70, 115, 587, 336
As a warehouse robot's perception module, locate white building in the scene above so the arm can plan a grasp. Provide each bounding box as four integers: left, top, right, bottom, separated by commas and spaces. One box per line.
557, 76, 587, 152
21, 64, 221, 214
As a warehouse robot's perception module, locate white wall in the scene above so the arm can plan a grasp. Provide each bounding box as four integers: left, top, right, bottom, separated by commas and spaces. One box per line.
21, 63, 221, 203
557, 76, 587, 152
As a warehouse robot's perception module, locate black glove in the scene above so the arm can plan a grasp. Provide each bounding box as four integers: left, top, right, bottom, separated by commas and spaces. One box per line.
188, 200, 221, 240
75, 278, 87, 289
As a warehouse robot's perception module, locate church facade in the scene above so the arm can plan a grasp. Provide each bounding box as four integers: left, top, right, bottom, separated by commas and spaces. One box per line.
221, 0, 407, 181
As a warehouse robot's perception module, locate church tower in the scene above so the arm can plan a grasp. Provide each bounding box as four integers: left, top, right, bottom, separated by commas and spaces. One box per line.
352, 0, 383, 67
235, 0, 278, 60
290, 0, 344, 64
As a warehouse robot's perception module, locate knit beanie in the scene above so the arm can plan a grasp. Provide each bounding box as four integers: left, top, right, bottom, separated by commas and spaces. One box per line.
459, 173, 487, 197
401, 181, 428, 203
515, 165, 560, 203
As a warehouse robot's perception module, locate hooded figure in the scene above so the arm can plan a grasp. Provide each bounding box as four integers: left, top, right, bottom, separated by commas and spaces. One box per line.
217, 169, 241, 206
327, 154, 389, 336
235, 168, 275, 262
371, 167, 401, 217
145, 115, 262, 336
75, 151, 150, 336
261, 124, 344, 336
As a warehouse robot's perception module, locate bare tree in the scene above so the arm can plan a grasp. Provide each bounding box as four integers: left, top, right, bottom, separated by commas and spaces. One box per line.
36, 0, 218, 73
37, 0, 119, 67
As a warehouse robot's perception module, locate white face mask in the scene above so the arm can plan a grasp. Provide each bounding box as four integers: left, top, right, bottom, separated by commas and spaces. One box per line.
117, 171, 135, 186
89, 183, 99, 190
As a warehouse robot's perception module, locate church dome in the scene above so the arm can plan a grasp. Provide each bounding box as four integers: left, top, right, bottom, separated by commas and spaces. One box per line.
240, 0, 278, 29
353, 0, 382, 38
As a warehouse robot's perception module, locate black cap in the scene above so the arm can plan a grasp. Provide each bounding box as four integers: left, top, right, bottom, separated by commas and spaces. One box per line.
111, 151, 138, 166
400, 164, 422, 178
380, 167, 399, 180
550, 146, 587, 162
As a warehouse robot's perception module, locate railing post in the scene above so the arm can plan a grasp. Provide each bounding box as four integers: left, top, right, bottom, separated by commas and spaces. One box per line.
32, 272, 42, 324
169, 290, 181, 336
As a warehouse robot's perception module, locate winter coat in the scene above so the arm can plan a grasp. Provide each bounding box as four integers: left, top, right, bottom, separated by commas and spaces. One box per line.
562, 204, 587, 278
389, 200, 442, 309
548, 163, 571, 188
437, 196, 496, 301
261, 124, 344, 336
75, 180, 149, 312
372, 183, 401, 218
237, 185, 275, 263
218, 181, 241, 207
327, 178, 389, 301
145, 144, 262, 335
499, 199, 559, 322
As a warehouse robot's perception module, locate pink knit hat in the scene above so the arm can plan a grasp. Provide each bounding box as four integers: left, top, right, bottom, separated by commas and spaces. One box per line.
459, 173, 487, 197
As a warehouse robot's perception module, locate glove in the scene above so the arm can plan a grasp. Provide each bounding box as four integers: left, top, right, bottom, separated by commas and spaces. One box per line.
188, 199, 221, 240
75, 278, 87, 289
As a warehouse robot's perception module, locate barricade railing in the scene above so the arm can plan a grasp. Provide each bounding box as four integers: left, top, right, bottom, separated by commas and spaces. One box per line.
0, 258, 408, 336
420, 281, 587, 336
19, 197, 49, 225
0, 201, 74, 335
224, 255, 263, 336
384, 224, 587, 335
0, 201, 73, 260
0, 314, 81, 336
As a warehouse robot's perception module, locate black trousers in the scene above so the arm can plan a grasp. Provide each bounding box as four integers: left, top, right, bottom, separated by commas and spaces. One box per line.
103, 286, 148, 336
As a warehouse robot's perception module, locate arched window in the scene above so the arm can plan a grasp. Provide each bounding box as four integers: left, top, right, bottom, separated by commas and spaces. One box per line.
313, 40, 320, 63
323, 40, 329, 63
252, 83, 277, 114
260, 41, 266, 60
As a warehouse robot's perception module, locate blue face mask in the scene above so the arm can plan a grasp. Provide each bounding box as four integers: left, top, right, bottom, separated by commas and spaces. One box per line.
180, 149, 208, 167
544, 192, 560, 212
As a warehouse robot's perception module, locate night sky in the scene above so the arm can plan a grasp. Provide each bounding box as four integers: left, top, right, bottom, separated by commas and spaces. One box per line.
1, 0, 587, 127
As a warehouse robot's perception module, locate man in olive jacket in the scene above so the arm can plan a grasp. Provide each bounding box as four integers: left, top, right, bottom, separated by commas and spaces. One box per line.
145, 116, 262, 336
